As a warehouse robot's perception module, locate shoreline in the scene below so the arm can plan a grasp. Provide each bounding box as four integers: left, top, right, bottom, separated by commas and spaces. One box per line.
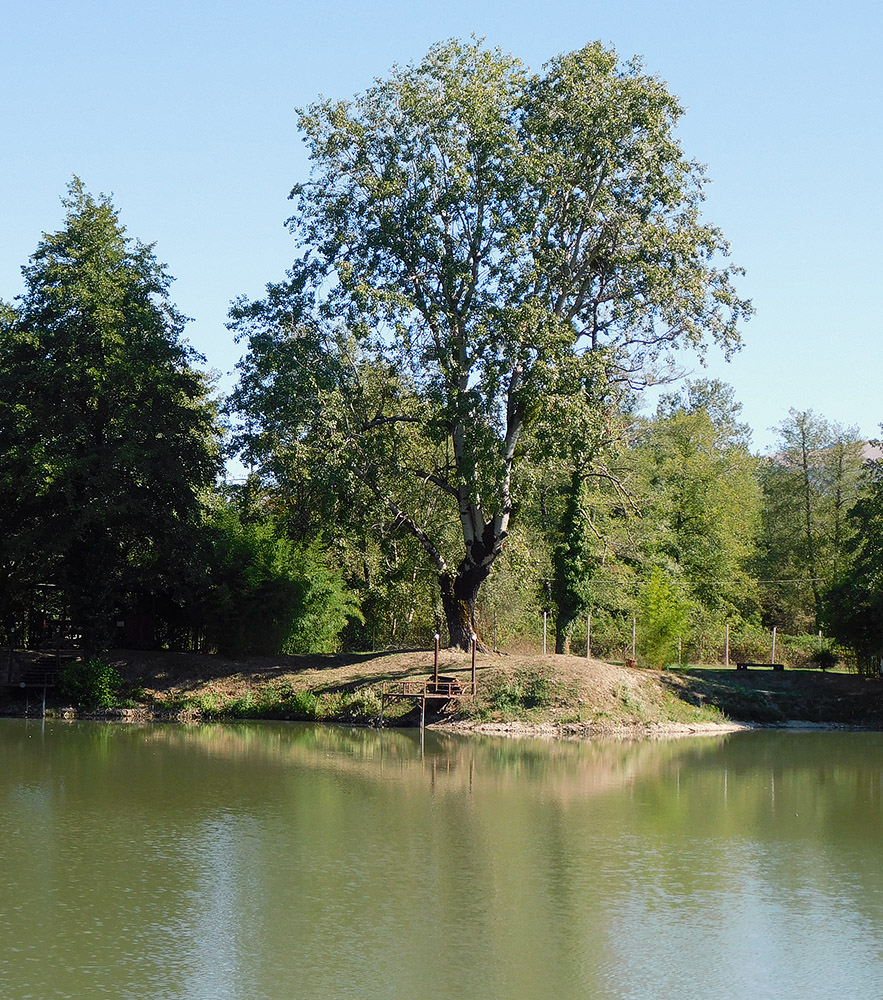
1, 707, 878, 741
4, 646, 883, 734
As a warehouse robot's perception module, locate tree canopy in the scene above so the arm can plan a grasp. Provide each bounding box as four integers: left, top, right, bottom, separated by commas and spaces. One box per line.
757, 410, 865, 631
825, 452, 883, 670
230, 39, 751, 647
0, 179, 221, 650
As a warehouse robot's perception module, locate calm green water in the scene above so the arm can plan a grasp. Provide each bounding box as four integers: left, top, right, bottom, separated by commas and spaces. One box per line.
2, 721, 883, 1000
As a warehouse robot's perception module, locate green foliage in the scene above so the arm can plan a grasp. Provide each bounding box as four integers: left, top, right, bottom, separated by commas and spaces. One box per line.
810, 649, 838, 671
551, 468, 606, 649
634, 390, 762, 621
477, 519, 553, 647
195, 500, 361, 657
637, 567, 693, 669
825, 454, 883, 670
161, 683, 385, 723
758, 410, 864, 631
57, 658, 122, 710
725, 622, 776, 665
614, 683, 647, 720
484, 667, 556, 715
229, 39, 749, 647
0, 179, 220, 650
287, 689, 321, 719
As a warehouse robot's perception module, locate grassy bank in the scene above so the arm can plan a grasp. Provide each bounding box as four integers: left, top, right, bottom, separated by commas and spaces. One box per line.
5, 647, 883, 733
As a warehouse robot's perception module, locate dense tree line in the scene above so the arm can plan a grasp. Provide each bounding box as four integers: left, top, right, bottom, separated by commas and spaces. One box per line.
1, 41, 881, 669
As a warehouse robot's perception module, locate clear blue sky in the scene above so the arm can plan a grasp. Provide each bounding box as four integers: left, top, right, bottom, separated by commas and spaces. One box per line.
3, 0, 881, 451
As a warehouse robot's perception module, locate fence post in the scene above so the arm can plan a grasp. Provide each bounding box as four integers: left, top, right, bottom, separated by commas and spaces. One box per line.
631, 616, 636, 660
586, 612, 591, 660
725, 622, 730, 667
771, 626, 777, 664
543, 612, 547, 655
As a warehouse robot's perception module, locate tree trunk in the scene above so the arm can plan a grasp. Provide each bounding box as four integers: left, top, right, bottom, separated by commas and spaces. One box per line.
554, 617, 573, 655
439, 566, 491, 651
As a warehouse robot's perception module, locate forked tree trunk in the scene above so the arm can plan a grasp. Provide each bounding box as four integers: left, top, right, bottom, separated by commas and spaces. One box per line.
390, 495, 508, 653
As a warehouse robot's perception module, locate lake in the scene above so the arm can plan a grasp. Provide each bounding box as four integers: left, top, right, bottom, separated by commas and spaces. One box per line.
2, 720, 883, 999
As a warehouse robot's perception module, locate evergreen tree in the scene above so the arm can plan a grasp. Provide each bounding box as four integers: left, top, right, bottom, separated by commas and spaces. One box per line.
0, 179, 220, 651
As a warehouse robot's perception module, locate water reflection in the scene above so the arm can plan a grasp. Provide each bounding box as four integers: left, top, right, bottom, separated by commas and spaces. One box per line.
3, 721, 883, 999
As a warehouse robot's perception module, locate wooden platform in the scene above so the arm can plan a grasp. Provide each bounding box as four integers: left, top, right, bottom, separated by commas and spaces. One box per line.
380, 675, 475, 727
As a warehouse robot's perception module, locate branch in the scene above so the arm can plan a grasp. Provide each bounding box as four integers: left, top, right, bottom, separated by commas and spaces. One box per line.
360, 415, 424, 432
406, 466, 459, 498
387, 497, 449, 575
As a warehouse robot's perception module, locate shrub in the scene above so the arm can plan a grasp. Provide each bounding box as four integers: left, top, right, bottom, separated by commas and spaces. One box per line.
810, 649, 838, 671
57, 659, 122, 710
637, 568, 693, 669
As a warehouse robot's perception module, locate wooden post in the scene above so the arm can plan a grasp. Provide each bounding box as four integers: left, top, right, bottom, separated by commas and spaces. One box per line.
471, 634, 477, 695
586, 612, 591, 660
678, 637, 682, 666
725, 622, 730, 667
420, 696, 425, 730
543, 612, 547, 655
433, 633, 440, 687
493, 611, 498, 653
771, 626, 777, 664
632, 616, 636, 659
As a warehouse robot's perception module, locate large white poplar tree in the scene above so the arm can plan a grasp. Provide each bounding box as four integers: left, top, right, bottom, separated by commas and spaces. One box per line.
230, 39, 750, 649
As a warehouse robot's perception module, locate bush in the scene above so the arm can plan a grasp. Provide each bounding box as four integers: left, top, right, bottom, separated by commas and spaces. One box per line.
810, 649, 838, 671
197, 507, 361, 656
638, 568, 693, 669
58, 659, 122, 710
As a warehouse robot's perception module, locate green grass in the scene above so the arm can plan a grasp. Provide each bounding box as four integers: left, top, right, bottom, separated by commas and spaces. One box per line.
149, 683, 389, 724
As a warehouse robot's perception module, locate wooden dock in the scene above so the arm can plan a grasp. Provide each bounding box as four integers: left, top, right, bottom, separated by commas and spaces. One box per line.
380, 675, 476, 728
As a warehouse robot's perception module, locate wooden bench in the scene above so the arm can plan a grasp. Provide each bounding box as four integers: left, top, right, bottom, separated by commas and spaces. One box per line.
736, 662, 785, 672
